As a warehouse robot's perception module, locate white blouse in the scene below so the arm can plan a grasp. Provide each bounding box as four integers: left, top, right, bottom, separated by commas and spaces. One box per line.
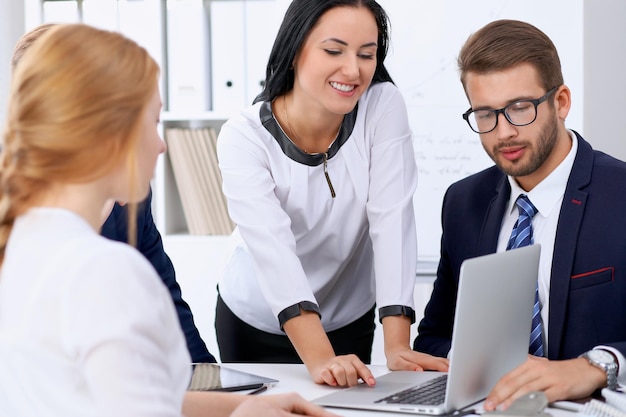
0, 208, 190, 417
217, 82, 419, 334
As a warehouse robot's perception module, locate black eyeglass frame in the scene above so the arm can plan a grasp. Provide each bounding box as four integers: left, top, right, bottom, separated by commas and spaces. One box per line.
462, 86, 559, 134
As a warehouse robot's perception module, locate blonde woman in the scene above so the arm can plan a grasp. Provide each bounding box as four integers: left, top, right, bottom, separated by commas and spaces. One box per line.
0, 24, 335, 417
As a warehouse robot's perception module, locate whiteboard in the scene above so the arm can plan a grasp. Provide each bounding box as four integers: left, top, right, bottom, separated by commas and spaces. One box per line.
377, 0, 584, 261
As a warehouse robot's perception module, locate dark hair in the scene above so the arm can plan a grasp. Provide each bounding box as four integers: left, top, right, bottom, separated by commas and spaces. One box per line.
254, 0, 393, 103
458, 19, 563, 92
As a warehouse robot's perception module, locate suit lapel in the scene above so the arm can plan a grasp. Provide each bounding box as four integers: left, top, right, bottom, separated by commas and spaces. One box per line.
478, 174, 510, 255
548, 131, 592, 359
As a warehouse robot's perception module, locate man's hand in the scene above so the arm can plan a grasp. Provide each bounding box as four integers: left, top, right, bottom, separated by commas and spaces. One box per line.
484, 355, 607, 411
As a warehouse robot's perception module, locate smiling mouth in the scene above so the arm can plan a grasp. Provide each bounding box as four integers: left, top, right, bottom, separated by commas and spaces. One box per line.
330, 81, 355, 92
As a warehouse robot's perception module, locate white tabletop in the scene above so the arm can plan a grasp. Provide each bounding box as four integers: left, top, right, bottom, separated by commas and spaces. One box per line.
222, 363, 579, 417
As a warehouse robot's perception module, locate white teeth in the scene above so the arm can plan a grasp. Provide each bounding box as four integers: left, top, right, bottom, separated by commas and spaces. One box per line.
330, 82, 355, 92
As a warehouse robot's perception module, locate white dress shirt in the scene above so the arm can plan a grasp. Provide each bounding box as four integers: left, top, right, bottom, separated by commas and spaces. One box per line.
217, 82, 418, 334
0, 208, 190, 417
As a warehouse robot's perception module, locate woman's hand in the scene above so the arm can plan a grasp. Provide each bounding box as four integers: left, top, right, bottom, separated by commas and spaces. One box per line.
386, 346, 449, 372
283, 311, 374, 388
311, 354, 376, 388
232, 393, 341, 417
381, 315, 449, 372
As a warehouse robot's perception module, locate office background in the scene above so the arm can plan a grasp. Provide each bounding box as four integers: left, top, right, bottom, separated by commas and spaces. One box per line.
0, 0, 625, 364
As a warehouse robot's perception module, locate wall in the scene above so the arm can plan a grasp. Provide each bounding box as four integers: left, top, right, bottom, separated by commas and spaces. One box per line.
0, 0, 25, 131
583, 0, 626, 161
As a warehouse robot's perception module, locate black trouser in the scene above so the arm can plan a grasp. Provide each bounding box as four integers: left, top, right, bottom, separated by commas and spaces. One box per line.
215, 293, 376, 364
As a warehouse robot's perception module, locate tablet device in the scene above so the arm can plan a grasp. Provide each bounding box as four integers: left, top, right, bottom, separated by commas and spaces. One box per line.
187, 363, 279, 392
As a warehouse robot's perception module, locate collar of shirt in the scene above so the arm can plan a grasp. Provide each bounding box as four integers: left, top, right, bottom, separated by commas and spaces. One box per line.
506, 130, 578, 218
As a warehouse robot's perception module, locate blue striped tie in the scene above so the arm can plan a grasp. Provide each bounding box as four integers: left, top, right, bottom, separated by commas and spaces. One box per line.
506, 195, 544, 357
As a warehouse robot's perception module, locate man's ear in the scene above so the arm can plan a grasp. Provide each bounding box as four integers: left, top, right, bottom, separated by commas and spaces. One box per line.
554, 84, 571, 121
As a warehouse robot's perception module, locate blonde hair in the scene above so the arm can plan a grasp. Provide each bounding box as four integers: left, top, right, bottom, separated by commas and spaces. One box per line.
11, 23, 57, 73
0, 24, 159, 265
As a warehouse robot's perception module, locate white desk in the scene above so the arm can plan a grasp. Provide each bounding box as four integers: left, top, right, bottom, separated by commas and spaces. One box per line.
222, 363, 578, 417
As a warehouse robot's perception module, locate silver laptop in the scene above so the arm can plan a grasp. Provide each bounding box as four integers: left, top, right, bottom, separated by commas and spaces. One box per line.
314, 244, 541, 415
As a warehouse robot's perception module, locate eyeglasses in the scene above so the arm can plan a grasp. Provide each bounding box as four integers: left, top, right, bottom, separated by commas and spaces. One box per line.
462, 86, 558, 134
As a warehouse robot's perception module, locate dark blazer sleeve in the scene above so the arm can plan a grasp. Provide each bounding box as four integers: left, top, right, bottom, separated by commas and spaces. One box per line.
413, 188, 459, 357
101, 189, 216, 363
414, 167, 507, 357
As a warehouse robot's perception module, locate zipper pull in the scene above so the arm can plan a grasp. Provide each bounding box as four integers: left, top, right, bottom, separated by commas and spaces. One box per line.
323, 153, 336, 198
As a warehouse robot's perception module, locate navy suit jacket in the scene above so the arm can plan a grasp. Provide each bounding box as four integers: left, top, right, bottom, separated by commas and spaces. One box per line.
101, 189, 216, 363
414, 132, 626, 360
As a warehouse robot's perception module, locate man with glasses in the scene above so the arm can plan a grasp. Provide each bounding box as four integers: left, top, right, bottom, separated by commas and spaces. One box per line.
414, 19, 626, 408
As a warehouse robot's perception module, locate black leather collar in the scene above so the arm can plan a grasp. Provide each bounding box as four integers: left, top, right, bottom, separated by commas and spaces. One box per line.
259, 100, 357, 166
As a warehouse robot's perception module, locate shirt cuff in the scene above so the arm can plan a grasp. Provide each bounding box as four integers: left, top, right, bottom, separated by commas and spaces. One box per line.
596, 345, 626, 387
378, 305, 416, 324
277, 301, 321, 331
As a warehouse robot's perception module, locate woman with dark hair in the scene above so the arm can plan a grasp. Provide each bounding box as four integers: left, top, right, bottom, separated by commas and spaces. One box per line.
216, 0, 448, 387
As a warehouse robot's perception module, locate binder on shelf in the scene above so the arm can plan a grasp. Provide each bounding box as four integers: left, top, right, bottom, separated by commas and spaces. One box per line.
210, 0, 246, 114
164, 126, 234, 235
210, 0, 281, 112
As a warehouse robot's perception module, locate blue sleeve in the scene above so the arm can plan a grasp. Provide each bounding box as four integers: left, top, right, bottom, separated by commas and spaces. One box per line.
101, 190, 216, 363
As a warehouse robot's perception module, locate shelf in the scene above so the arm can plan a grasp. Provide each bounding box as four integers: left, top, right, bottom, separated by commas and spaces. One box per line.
162, 111, 232, 127
154, 112, 232, 236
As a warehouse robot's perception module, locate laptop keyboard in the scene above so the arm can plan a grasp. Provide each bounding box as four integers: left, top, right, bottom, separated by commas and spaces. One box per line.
374, 374, 448, 405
